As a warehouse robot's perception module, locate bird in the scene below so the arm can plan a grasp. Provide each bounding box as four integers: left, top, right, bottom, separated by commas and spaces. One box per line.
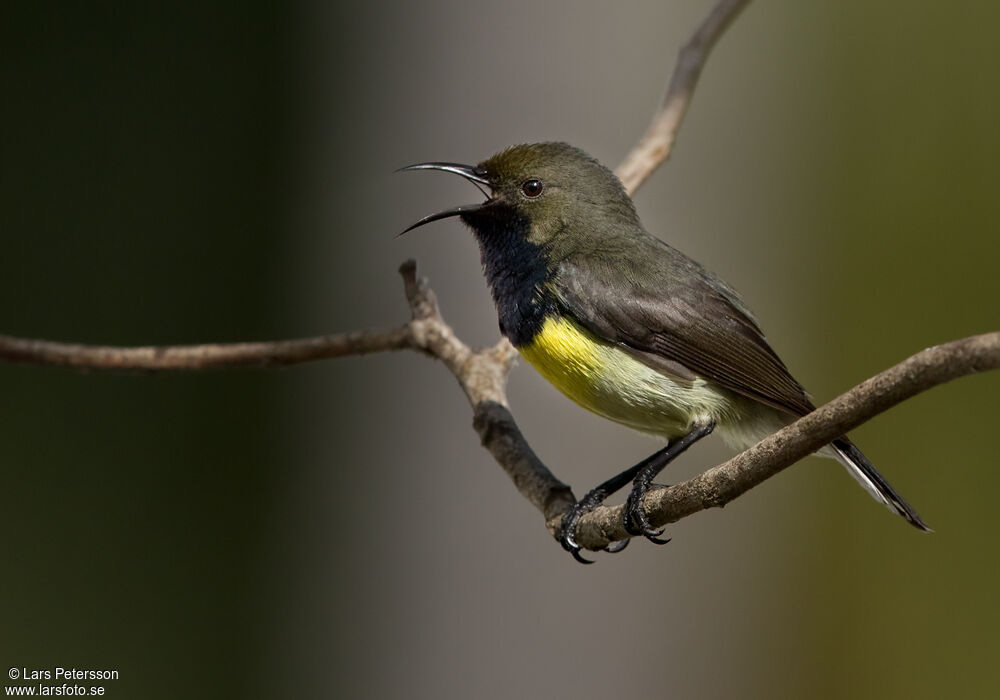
400, 142, 930, 563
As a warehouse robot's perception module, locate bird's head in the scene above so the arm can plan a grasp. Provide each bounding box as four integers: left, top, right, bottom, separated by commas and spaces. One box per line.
401, 142, 639, 249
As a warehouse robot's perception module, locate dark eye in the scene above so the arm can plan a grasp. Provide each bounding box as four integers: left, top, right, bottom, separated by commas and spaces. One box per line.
521, 178, 543, 198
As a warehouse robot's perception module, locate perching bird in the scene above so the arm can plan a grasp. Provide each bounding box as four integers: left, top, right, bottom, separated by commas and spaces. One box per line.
401, 142, 929, 563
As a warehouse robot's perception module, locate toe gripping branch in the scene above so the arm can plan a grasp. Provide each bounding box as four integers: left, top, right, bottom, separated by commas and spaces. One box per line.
559, 422, 715, 564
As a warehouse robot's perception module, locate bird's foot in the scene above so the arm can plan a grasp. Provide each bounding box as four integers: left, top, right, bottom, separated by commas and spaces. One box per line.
558, 480, 633, 564
558, 503, 595, 564
623, 484, 670, 545
560, 505, 630, 560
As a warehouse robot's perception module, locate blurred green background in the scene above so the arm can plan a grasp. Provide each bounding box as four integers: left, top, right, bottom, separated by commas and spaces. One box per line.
1, 2, 998, 698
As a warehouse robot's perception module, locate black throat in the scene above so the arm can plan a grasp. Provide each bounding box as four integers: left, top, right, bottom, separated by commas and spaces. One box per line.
461, 208, 554, 347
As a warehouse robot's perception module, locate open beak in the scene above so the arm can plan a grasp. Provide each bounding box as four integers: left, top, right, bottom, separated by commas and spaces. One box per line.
398, 162, 493, 235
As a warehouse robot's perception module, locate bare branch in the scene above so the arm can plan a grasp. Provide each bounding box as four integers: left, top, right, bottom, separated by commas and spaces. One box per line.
0, 261, 502, 377
616, 0, 752, 195
0, 328, 415, 371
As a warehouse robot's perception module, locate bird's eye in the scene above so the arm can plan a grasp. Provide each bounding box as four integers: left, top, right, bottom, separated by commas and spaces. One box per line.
520, 178, 543, 198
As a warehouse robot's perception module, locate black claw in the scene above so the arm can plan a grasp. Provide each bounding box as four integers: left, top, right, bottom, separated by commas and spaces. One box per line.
638, 524, 669, 545
559, 530, 577, 552
570, 549, 595, 565
604, 538, 630, 554
624, 500, 671, 544
559, 530, 578, 554
559, 511, 595, 564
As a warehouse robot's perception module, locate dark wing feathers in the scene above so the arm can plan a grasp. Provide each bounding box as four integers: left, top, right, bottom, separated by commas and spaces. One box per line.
551, 241, 814, 417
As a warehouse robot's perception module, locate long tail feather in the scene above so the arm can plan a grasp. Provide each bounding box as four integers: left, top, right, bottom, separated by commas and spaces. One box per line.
830, 438, 931, 532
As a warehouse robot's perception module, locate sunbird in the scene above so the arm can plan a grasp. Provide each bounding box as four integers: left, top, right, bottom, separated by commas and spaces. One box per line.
402, 142, 929, 563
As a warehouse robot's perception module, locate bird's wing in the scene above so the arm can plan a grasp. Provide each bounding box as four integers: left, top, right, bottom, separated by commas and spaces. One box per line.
550, 241, 814, 417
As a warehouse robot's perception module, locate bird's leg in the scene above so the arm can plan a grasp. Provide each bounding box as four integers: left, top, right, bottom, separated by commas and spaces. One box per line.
624, 421, 715, 543
559, 445, 675, 563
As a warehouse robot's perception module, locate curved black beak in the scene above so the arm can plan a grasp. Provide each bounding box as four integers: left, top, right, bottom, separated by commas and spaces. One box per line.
398, 162, 490, 186
398, 162, 493, 235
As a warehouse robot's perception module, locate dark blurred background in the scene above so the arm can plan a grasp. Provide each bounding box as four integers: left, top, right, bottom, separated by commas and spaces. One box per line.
1, 2, 998, 698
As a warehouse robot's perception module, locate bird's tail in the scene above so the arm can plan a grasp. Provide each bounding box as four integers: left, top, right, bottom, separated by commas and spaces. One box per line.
831, 438, 932, 532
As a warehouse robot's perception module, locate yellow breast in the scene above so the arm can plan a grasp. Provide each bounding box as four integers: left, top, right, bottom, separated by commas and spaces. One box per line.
519, 315, 604, 399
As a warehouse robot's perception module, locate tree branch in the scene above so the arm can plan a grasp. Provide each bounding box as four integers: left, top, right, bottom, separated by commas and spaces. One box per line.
10, 1, 990, 556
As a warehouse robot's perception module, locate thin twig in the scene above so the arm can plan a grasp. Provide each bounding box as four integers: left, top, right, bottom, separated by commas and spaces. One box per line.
616, 0, 752, 195
0, 261, 494, 376
0, 328, 415, 370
